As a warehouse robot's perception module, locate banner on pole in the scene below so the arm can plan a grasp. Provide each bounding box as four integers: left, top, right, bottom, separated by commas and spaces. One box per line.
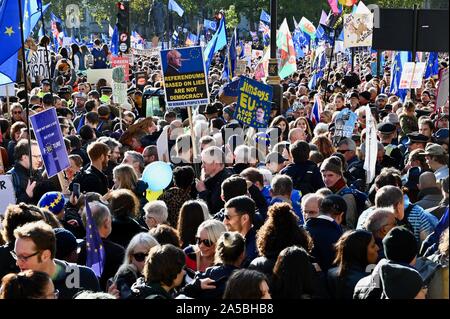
30, 108, 70, 178
233, 76, 273, 129
160, 46, 209, 108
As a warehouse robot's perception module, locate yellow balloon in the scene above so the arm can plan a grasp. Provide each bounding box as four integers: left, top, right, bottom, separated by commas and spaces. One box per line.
146, 190, 163, 202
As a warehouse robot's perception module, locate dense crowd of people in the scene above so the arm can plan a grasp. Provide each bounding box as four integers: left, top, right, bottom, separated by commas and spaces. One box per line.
0, 33, 448, 300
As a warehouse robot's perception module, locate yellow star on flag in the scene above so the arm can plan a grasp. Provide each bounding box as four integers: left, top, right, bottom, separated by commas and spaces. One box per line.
4, 27, 14, 36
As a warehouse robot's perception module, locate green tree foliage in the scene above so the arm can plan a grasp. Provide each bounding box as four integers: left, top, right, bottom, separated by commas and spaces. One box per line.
225, 5, 239, 30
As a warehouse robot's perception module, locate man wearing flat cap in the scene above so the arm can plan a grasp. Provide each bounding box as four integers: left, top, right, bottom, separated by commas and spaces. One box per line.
420, 143, 448, 182
404, 132, 429, 168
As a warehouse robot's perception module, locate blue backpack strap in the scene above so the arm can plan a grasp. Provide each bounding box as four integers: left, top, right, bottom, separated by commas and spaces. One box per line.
338, 187, 353, 197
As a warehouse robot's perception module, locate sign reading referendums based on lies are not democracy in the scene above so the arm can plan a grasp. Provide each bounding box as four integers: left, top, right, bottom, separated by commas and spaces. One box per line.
233, 76, 273, 129
160, 46, 209, 108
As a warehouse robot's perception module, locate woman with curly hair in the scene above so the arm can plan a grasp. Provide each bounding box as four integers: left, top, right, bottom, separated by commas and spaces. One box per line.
249, 202, 313, 278
270, 116, 290, 141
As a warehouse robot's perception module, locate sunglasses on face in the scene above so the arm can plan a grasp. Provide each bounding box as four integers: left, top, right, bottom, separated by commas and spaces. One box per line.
195, 237, 213, 247
132, 252, 148, 262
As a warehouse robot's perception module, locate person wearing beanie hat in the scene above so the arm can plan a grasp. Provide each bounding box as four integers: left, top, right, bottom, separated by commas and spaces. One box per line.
380, 263, 425, 299
383, 226, 418, 264
320, 156, 358, 229
38, 192, 66, 220
54, 228, 79, 263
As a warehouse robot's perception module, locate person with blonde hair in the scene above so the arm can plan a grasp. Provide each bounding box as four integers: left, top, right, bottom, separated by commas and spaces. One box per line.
111, 233, 159, 299
181, 231, 246, 299
112, 164, 147, 208
184, 219, 226, 274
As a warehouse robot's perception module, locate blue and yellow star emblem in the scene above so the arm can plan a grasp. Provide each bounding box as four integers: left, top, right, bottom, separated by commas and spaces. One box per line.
4, 26, 14, 36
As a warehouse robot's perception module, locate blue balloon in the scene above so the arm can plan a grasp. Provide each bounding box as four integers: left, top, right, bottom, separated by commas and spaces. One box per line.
141, 161, 173, 191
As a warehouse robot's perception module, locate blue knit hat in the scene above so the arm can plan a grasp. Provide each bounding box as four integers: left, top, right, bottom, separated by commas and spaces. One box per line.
38, 192, 66, 215
255, 132, 270, 147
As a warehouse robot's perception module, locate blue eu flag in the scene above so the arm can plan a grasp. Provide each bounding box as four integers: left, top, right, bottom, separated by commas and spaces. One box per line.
110, 25, 119, 56
260, 9, 271, 24
204, 16, 227, 73
424, 52, 439, 79
0, 0, 23, 65
390, 51, 410, 102
85, 200, 105, 278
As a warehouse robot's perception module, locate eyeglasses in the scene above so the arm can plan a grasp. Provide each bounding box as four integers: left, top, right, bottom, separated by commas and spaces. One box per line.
337, 149, 351, 154
10, 250, 40, 262
132, 252, 148, 262
13, 111, 22, 114
195, 237, 213, 248
304, 210, 319, 216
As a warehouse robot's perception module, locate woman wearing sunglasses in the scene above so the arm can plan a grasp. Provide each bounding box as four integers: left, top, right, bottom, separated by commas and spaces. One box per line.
181, 231, 246, 299
184, 220, 226, 277
110, 233, 158, 299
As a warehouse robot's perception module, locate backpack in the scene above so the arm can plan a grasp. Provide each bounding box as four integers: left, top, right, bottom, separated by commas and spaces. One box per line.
339, 186, 369, 217
293, 163, 317, 195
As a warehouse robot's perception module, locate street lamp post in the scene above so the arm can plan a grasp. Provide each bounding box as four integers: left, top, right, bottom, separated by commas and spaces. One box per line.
266, 0, 283, 112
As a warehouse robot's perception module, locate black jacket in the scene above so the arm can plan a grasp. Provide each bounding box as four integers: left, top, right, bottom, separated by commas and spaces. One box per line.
108, 216, 147, 248
198, 168, 232, 214
0, 242, 19, 280
304, 217, 343, 272
131, 277, 173, 299
280, 161, 324, 195
249, 256, 277, 279
78, 238, 125, 291
69, 164, 109, 195
7, 163, 43, 204
53, 259, 100, 299
181, 264, 240, 299
327, 265, 368, 299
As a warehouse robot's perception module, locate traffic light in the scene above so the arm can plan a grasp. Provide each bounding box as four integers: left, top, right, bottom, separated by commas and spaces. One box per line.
117, 1, 130, 53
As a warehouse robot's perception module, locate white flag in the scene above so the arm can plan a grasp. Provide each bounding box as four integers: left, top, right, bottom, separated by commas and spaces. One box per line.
363, 105, 378, 184
168, 0, 184, 17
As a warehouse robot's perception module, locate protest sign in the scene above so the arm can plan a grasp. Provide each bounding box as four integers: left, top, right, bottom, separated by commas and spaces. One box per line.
0, 175, 15, 216
235, 60, 247, 76
334, 108, 357, 140
132, 48, 160, 57
0, 83, 15, 97
30, 108, 70, 178
399, 62, 426, 89
111, 56, 130, 81
343, 13, 373, 48
233, 76, 273, 129
160, 46, 209, 108
86, 69, 113, 85
436, 68, 449, 108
